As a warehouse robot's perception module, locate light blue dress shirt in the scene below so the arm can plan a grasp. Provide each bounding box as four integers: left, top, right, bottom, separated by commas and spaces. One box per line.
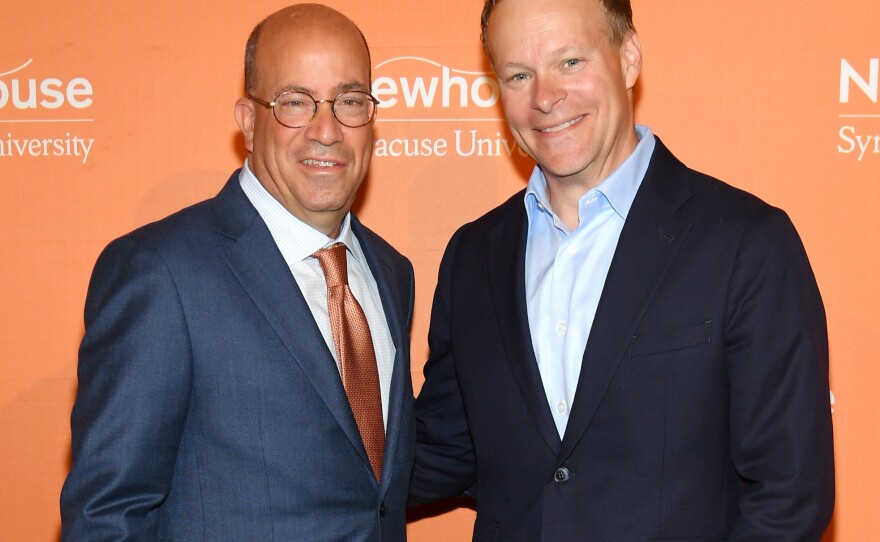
524, 125, 656, 438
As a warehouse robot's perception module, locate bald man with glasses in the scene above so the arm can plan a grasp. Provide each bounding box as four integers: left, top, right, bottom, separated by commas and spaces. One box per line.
61, 4, 415, 541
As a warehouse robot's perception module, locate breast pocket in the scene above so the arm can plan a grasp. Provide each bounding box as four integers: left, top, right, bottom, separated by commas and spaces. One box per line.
629, 320, 712, 358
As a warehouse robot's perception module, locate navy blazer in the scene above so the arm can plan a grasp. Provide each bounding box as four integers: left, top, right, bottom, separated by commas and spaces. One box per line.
62, 172, 415, 541
411, 139, 834, 541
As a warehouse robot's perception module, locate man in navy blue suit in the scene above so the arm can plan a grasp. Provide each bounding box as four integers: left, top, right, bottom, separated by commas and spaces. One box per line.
61, 4, 415, 540
410, 0, 835, 540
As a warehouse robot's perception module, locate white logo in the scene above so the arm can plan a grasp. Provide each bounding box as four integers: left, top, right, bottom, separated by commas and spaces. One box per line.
837, 58, 879, 161
372, 56, 499, 117
840, 58, 877, 103
0, 59, 93, 111
0, 58, 95, 163
370, 56, 527, 159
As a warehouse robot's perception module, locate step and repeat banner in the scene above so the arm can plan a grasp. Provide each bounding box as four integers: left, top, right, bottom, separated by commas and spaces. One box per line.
1, 1, 877, 540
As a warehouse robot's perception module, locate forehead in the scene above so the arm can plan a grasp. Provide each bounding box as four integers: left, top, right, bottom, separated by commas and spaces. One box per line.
487, 0, 609, 55
256, 20, 371, 94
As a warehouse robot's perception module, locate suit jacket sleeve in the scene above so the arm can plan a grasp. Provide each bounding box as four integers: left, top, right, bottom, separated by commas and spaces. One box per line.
410, 229, 478, 505
726, 207, 834, 540
61, 234, 193, 540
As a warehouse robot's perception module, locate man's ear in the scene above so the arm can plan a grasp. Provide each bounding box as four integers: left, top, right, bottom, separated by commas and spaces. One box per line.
620, 31, 642, 90
234, 97, 256, 153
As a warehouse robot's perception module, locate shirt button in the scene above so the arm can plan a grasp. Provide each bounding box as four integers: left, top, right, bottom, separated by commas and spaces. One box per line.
566, 245, 577, 256
554, 467, 570, 483
557, 322, 567, 335
557, 401, 568, 413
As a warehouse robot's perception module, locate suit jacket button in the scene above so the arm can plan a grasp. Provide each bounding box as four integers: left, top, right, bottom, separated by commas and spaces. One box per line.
553, 467, 570, 483
379, 501, 387, 517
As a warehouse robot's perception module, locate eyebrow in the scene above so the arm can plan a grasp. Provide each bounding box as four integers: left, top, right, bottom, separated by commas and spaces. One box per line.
497, 46, 585, 71
275, 81, 370, 96
497, 62, 530, 72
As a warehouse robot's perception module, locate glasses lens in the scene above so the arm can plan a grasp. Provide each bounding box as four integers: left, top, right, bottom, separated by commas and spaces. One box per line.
333, 91, 376, 127
274, 92, 316, 128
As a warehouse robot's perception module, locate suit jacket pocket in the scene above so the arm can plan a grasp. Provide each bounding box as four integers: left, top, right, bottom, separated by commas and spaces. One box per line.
630, 320, 712, 357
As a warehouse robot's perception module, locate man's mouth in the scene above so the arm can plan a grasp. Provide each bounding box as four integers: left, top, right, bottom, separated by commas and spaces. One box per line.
538, 115, 584, 133
302, 159, 341, 167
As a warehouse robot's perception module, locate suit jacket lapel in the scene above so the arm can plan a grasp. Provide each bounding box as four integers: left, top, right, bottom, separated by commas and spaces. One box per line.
559, 140, 693, 461
209, 176, 366, 471
488, 197, 562, 455
352, 217, 411, 493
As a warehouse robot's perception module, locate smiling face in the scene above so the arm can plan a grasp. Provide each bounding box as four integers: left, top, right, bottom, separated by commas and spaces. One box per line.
485, 0, 641, 191
235, 5, 373, 237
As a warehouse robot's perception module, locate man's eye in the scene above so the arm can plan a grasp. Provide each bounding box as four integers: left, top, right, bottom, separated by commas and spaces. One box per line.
563, 59, 581, 68
278, 98, 309, 108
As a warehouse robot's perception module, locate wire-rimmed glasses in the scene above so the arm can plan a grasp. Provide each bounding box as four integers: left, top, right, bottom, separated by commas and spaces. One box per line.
248, 90, 379, 128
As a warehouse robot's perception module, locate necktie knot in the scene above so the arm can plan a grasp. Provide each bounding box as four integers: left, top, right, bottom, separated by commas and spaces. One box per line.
313, 243, 348, 288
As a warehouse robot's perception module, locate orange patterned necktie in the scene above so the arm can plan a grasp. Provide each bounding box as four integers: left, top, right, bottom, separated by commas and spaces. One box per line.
313, 242, 384, 481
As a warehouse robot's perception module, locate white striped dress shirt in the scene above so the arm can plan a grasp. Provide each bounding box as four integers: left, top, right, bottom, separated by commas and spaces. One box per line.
238, 162, 395, 427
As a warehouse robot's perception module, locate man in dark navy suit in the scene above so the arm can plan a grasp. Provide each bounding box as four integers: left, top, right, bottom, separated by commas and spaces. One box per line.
62, 4, 415, 540
410, 0, 834, 540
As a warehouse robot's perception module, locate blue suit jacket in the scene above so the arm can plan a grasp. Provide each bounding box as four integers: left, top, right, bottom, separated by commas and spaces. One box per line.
411, 140, 834, 541
62, 172, 415, 541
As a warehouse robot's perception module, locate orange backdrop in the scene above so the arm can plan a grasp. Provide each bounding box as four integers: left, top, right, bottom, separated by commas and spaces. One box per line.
1, 1, 877, 540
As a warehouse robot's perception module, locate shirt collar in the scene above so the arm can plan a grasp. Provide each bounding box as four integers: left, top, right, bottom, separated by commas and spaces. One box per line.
525, 125, 656, 225
238, 159, 357, 264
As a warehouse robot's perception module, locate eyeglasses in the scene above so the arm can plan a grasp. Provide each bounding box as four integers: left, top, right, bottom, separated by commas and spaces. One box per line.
248, 90, 379, 129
